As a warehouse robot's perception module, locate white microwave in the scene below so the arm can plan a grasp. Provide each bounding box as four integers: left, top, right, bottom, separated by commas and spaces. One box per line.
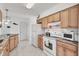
62, 32, 76, 41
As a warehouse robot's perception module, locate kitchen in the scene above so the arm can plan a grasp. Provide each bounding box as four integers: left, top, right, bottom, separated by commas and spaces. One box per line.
0, 3, 79, 56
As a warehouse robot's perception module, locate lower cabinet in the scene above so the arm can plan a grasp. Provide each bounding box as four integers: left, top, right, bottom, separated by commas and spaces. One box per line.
9, 36, 15, 52
2, 35, 19, 56
56, 38, 78, 56
14, 35, 19, 48
38, 35, 43, 50
3, 40, 9, 56
56, 45, 64, 56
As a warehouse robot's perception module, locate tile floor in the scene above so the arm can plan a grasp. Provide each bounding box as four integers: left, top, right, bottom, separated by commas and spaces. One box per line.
10, 40, 46, 56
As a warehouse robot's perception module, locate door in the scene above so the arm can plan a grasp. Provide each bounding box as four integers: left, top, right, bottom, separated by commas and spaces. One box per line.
60, 9, 69, 28
20, 22, 27, 40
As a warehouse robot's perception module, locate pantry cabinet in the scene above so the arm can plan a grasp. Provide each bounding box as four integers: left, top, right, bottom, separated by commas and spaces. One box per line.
41, 17, 48, 28
56, 38, 78, 56
60, 9, 69, 28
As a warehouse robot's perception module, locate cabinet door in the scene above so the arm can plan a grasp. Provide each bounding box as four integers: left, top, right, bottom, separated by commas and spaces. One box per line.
56, 40, 65, 56
69, 5, 78, 28
3, 40, 9, 56
53, 12, 60, 21
56, 45, 64, 56
38, 36, 43, 50
63, 41, 78, 56
65, 48, 77, 56
14, 35, 19, 48
60, 9, 69, 28
9, 37, 15, 51
42, 17, 48, 28
48, 15, 54, 23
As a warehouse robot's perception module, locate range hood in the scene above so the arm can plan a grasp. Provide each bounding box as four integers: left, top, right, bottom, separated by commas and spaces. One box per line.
48, 21, 61, 28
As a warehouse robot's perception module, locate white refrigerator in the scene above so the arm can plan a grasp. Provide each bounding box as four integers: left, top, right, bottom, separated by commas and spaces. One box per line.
31, 24, 43, 47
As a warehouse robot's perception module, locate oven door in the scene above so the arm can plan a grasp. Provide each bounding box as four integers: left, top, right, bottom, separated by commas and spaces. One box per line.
43, 37, 56, 56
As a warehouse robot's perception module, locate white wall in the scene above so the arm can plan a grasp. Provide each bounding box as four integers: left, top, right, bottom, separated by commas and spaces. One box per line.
40, 3, 78, 18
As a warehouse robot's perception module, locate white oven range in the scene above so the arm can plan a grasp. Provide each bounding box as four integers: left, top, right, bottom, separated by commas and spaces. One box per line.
43, 36, 56, 56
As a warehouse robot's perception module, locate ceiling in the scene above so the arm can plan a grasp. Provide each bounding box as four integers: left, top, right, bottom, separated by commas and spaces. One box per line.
1, 3, 57, 16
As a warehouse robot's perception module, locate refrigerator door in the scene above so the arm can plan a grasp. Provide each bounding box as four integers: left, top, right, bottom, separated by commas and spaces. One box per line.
31, 24, 42, 47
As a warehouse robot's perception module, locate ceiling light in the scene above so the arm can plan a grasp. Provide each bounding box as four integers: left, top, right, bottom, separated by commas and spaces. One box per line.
26, 3, 35, 9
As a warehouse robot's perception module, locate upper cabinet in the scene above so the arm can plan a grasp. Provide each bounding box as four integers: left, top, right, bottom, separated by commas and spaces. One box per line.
53, 12, 60, 22
41, 17, 48, 28
48, 12, 60, 23
69, 5, 78, 28
61, 5, 79, 28
38, 4, 79, 29
0, 10, 2, 27
48, 14, 54, 23
60, 9, 69, 28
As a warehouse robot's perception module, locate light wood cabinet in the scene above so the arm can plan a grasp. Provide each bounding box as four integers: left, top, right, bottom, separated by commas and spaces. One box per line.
48, 12, 60, 23
9, 36, 15, 52
3, 40, 9, 56
57, 45, 64, 56
48, 14, 54, 23
38, 35, 43, 50
37, 19, 42, 24
14, 35, 19, 48
60, 9, 69, 28
56, 38, 78, 56
42, 17, 48, 28
60, 5, 79, 28
69, 5, 78, 28
65, 48, 77, 56
53, 12, 60, 22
